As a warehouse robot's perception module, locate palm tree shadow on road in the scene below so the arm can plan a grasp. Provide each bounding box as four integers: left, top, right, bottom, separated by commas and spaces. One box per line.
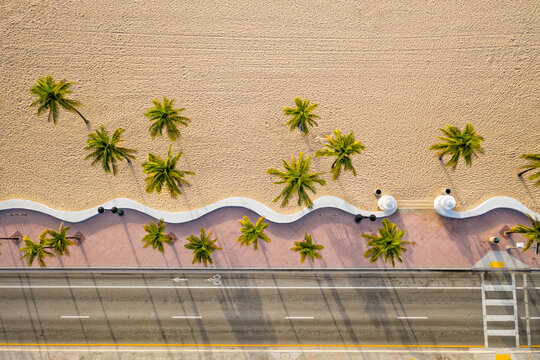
140, 273, 174, 358
357, 272, 421, 346
214, 272, 277, 357
314, 273, 357, 360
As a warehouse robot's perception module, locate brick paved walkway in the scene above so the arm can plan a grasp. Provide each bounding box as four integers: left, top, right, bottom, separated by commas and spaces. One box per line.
0, 207, 538, 269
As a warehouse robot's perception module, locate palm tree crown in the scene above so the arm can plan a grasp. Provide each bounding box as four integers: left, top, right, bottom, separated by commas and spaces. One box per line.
363, 219, 408, 267
315, 129, 365, 180
266, 152, 326, 209
185, 228, 222, 266
29, 75, 88, 124
19, 234, 54, 268
283, 97, 319, 135
518, 153, 540, 186
290, 232, 324, 263
429, 122, 485, 170
237, 216, 271, 250
505, 214, 540, 251
145, 96, 190, 141
85, 126, 137, 175
43, 222, 76, 256
142, 219, 173, 253
142, 145, 194, 198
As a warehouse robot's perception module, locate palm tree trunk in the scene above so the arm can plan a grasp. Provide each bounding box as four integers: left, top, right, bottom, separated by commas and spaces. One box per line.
331, 159, 338, 169
66, 105, 89, 124
518, 167, 534, 177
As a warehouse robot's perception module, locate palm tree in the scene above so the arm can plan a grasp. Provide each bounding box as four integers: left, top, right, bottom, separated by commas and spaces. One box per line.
85, 126, 137, 175
237, 216, 271, 250
315, 129, 365, 180
43, 222, 77, 256
429, 122, 485, 170
145, 96, 190, 141
142, 146, 194, 198
518, 154, 540, 186
29, 75, 88, 124
142, 219, 173, 252
362, 219, 408, 267
185, 228, 222, 266
504, 214, 540, 251
266, 152, 326, 209
19, 235, 54, 267
290, 232, 324, 263
283, 97, 319, 135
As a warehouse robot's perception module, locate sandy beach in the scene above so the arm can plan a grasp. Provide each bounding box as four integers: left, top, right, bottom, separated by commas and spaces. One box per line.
0, 1, 538, 214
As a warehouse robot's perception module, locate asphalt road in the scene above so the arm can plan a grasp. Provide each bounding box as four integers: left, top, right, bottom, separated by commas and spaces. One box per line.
0, 271, 538, 350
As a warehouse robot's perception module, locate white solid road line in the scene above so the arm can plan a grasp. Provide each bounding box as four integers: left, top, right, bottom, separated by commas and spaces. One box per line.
172, 316, 202, 319
397, 317, 428, 320
60, 316, 89, 319
285, 316, 314, 319
521, 316, 540, 320
0, 285, 483, 290
2, 348, 533, 354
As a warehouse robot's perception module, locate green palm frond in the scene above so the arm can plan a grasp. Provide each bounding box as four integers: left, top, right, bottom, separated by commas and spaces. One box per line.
315, 129, 365, 180
237, 216, 271, 250
19, 235, 54, 268
266, 152, 326, 209
518, 154, 540, 186
185, 227, 222, 266
142, 145, 194, 198
43, 222, 76, 256
29, 75, 88, 124
142, 219, 173, 253
283, 97, 319, 135
85, 126, 137, 175
505, 214, 540, 251
145, 96, 190, 141
362, 219, 409, 267
290, 232, 324, 263
428, 123, 485, 170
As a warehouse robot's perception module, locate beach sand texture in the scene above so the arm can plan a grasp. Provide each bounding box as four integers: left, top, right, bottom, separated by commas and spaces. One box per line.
0, 1, 538, 213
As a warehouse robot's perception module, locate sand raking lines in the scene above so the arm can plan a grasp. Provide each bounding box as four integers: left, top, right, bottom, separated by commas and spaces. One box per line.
396, 199, 433, 210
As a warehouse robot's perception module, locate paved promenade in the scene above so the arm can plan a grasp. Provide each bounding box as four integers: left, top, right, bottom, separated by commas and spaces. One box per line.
0, 207, 538, 269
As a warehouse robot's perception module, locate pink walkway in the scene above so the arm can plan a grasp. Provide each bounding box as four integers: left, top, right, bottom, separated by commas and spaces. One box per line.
0, 207, 538, 269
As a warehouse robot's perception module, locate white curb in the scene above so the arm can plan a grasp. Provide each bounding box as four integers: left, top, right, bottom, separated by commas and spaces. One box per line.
434, 195, 539, 219
0, 196, 398, 224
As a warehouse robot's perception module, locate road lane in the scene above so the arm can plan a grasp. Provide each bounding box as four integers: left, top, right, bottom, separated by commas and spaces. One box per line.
0, 289, 483, 345
0, 271, 486, 288
0, 271, 537, 348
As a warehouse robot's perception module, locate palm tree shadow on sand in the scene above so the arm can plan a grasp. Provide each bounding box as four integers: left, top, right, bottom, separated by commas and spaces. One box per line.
518, 175, 540, 209
437, 157, 459, 199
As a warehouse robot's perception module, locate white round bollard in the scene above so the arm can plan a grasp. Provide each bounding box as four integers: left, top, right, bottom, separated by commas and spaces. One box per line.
377, 195, 397, 213
434, 195, 456, 216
